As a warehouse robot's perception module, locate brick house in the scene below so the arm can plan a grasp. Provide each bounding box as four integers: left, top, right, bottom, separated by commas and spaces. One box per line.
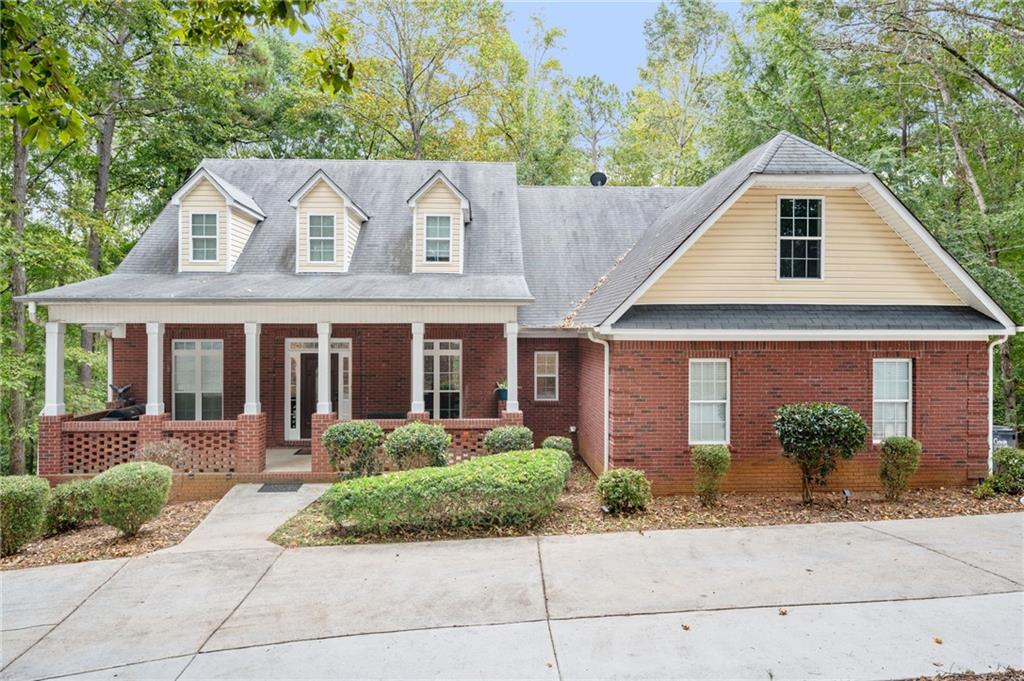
23, 132, 1017, 496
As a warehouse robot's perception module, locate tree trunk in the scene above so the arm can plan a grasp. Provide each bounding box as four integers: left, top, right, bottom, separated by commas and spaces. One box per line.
6, 121, 29, 474
800, 465, 813, 504
1001, 342, 1017, 426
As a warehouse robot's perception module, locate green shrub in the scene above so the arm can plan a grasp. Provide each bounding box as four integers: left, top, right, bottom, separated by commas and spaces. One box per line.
322, 449, 571, 533
990, 448, 1024, 494
773, 402, 868, 504
322, 420, 385, 477
691, 445, 731, 506
879, 436, 922, 501
974, 478, 996, 499
385, 422, 451, 469
91, 462, 172, 537
45, 479, 97, 535
483, 425, 534, 454
0, 476, 50, 556
132, 439, 192, 471
597, 468, 652, 514
541, 436, 574, 455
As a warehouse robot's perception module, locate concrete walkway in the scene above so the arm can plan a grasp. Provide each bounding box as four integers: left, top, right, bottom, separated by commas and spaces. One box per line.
1, 502, 1021, 680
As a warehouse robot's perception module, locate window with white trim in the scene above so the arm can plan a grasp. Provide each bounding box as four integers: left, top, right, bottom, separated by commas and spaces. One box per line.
424, 340, 461, 418
688, 359, 729, 444
172, 340, 223, 420
779, 197, 822, 279
191, 213, 218, 261
873, 359, 911, 441
534, 351, 558, 401
425, 215, 451, 262
308, 214, 335, 263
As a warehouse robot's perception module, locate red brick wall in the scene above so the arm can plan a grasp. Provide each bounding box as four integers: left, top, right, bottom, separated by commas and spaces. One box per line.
609, 340, 990, 494
577, 337, 607, 475
518, 338, 579, 446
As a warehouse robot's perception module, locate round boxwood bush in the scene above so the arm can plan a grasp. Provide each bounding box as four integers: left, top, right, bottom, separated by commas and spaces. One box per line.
91, 462, 172, 537
597, 468, 652, 514
0, 476, 50, 556
385, 422, 451, 469
541, 435, 573, 455
484, 425, 534, 454
691, 444, 731, 506
323, 420, 386, 477
45, 479, 97, 535
879, 436, 922, 501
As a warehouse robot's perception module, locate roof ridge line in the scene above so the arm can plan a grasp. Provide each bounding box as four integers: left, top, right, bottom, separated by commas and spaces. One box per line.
784, 134, 871, 173
752, 132, 788, 173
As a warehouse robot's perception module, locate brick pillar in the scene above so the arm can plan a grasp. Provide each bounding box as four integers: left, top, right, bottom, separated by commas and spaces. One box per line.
500, 410, 524, 425
311, 413, 338, 473
37, 414, 72, 476
236, 413, 267, 473
137, 413, 169, 449
405, 411, 430, 422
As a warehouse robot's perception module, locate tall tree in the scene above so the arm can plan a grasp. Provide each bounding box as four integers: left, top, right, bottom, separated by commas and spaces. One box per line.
571, 75, 621, 173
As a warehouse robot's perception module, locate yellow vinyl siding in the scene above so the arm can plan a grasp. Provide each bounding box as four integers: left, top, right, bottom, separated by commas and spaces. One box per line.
345, 206, 361, 269
638, 187, 962, 305
229, 211, 257, 269
296, 181, 345, 273
179, 178, 227, 272
413, 181, 462, 273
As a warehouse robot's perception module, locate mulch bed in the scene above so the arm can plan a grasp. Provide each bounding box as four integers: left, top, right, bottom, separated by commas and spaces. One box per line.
0, 500, 217, 570
271, 460, 1024, 547
916, 671, 1024, 680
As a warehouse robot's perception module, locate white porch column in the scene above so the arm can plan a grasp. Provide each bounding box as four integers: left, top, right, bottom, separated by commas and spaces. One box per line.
41, 322, 66, 416
411, 323, 425, 413
316, 322, 332, 414
505, 321, 519, 412
145, 322, 165, 415
106, 333, 114, 403
244, 322, 261, 414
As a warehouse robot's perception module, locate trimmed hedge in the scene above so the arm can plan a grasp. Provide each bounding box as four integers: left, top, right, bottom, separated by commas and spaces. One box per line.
879, 436, 922, 501
597, 468, 651, 514
91, 462, 172, 536
385, 422, 450, 469
46, 479, 97, 535
773, 402, 868, 503
323, 420, 385, 477
323, 449, 572, 533
483, 425, 534, 454
691, 445, 730, 506
0, 476, 50, 556
541, 436, 573, 455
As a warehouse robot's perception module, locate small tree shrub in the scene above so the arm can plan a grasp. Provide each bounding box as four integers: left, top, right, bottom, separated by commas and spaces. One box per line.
322, 420, 385, 477
541, 436, 573, 455
45, 479, 97, 534
879, 436, 922, 501
132, 439, 192, 471
91, 462, 172, 537
773, 402, 868, 504
385, 422, 451, 469
0, 476, 50, 556
597, 468, 652, 514
691, 445, 731, 506
323, 448, 572, 533
484, 425, 534, 454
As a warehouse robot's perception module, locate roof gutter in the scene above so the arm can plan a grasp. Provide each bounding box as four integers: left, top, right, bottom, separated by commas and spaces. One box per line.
587, 331, 611, 472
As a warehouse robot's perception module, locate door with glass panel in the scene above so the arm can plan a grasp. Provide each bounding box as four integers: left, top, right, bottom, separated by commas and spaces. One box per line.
424, 340, 461, 419
284, 338, 352, 441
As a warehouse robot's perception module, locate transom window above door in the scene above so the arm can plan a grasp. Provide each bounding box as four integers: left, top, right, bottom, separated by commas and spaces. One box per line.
190, 213, 218, 261
779, 197, 823, 279
425, 215, 452, 262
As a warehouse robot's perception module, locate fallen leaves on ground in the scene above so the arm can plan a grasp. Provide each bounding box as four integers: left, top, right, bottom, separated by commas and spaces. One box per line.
915, 670, 1024, 680
0, 500, 217, 570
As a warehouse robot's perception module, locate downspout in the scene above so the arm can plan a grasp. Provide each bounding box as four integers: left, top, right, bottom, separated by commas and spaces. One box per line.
587, 332, 610, 472
988, 333, 1010, 474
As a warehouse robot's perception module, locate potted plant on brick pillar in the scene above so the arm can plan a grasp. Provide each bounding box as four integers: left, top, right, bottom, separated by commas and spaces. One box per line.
495, 380, 508, 402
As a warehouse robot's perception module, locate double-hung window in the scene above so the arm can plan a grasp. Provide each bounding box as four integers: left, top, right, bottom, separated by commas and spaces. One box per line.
688, 359, 729, 444
309, 214, 335, 263
424, 340, 461, 418
534, 351, 559, 401
191, 213, 218, 261
779, 197, 823, 279
172, 340, 224, 420
873, 359, 911, 441
425, 215, 452, 262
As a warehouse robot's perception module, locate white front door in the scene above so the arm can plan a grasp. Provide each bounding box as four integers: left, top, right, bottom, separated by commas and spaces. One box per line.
284, 338, 352, 441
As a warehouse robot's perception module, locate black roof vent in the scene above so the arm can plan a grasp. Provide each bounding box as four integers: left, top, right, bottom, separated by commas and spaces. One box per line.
590, 171, 607, 187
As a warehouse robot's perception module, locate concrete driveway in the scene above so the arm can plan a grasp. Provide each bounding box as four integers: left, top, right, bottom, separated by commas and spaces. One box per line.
1, 493, 1021, 680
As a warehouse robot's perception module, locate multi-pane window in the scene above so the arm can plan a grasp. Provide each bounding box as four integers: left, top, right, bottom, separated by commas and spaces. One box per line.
191, 213, 218, 261
779, 197, 823, 279
424, 340, 461, 418
172, 340, 223, 420
873, 359, 911, 441
534, 351, 559, 401
309, 215, 335, 263
688, 359, 729, 444
425, 215, 452, 262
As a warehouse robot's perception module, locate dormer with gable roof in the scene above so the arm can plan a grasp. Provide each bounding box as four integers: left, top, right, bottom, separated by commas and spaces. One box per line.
407, 170, 471, 274
289, 169, 369, 273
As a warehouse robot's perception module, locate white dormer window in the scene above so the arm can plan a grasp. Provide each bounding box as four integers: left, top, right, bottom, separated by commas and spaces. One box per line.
425, 215, 452, 262
309, 215, 336, 263
191, 213, 218, 261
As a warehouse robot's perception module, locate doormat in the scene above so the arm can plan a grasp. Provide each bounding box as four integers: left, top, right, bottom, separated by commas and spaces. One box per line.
258, 482, 303, 493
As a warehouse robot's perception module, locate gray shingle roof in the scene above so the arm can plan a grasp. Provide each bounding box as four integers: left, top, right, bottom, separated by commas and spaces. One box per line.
205, 169, 266, 219
614, 304, 1004, 331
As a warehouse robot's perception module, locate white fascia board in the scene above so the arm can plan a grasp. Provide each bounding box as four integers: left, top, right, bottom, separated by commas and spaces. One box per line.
406, 170, 471, 222
288, 170, 369, 221
599, 327, 1002, 341
750, 174, 870, 189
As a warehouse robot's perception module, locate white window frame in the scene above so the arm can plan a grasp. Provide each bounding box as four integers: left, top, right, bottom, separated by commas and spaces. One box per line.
171, 339, 224, 421
424, 339, 462, 419
308, 213, 336, 263
777, 196, 825, 281
688, 358, 730, 445
189, 212, 219, 262
534, 351, 559, 401
872, 358, 913, 442
424, 214, 452, 263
